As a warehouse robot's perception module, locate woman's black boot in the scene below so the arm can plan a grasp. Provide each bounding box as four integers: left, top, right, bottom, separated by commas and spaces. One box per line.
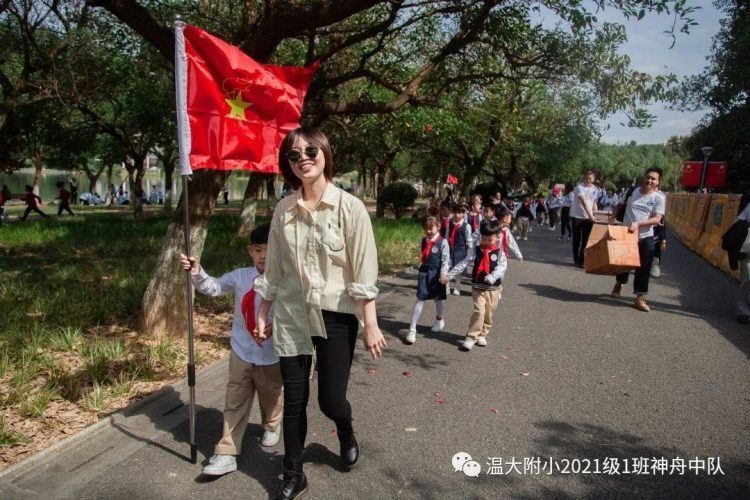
339, 431, 359, 468
276, 458, 307, 499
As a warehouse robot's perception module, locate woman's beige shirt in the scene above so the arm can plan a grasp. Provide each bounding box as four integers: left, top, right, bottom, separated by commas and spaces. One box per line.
255, 183, 379, 356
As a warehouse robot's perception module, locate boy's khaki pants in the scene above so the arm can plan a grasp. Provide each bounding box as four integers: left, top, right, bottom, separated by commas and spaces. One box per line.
215, 350, 284, 455
467, 287, 503, 340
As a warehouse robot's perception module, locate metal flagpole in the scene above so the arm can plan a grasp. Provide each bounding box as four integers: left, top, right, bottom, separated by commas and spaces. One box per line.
174, 15, 197, 464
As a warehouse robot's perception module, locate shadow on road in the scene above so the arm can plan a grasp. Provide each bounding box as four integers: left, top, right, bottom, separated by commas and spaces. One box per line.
521, 419, 749, 498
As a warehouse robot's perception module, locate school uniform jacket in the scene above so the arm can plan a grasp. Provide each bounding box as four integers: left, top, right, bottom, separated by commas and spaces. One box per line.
447, 245, 507, 291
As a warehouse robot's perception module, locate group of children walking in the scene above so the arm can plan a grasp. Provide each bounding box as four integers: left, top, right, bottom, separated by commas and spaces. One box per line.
408, 196, 523, 351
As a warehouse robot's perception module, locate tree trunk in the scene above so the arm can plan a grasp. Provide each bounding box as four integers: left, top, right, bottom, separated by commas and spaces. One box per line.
31, 153, 43, 196
141, 169, 227, 338
266, 175, 278, 215
163, 160, 175, 212
236, 174, 265, 236
358, 159, 367, 198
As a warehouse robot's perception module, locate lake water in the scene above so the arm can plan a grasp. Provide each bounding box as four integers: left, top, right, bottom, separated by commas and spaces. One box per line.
0, 168, 257, 203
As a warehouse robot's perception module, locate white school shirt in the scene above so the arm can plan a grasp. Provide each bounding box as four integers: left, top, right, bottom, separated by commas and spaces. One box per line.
570, 183, 598, 219
622, 189, 666, 239
561, 192, 573, 208
193, 266, 279, 365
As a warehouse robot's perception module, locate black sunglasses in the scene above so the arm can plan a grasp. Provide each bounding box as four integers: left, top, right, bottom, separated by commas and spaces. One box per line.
286, 144, 320, 164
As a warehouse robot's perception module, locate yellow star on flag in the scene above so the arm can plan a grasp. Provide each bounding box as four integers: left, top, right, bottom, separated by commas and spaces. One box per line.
225, 90, 252, 120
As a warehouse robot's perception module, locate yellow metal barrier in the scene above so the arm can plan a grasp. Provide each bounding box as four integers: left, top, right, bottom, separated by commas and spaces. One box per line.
667, 192, 740, 281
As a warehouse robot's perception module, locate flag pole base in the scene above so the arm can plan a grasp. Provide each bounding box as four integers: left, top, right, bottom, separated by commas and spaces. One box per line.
191, 444, 197, 464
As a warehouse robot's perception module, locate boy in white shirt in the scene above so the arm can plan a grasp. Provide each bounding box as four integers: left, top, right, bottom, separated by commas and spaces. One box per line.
180, 223, 283, 476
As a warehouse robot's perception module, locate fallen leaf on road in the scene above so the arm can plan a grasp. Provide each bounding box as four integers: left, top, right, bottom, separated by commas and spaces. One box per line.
402, 370, 412, 377
405, 428, 418, 432
330, 429, 337, 436
610, 374, 616, 379
520, 372, 530, 377
433, 391, 442, 397
490, 408, 499, 414
497, 355, 509, 361
436, 399, 445, 405
367, 368, 376, 376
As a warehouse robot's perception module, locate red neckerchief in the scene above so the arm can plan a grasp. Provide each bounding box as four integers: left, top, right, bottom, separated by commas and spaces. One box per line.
477, 244, 499, 275
241, 287, 261, 345
420, 235, 439, 264
501, 228, 508, 256
470, 213, 478, 231
449, 221, 461, 247
442, 217, 450, 231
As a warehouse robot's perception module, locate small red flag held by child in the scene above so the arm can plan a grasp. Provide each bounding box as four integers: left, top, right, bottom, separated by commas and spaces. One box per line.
446, 174, 459, 185
175, 23, 319, 174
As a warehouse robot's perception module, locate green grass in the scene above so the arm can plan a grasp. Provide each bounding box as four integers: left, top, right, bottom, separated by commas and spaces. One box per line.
371, 218, 423, 274
0, 209, 420, 431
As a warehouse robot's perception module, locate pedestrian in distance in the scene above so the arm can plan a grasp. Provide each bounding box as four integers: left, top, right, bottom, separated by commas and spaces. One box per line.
497, 205, 524, 261
19, 185, 48, 220
516, 195, 534, 241
0, 184, 11, 223
252, 127, 386, 500
69, 177, 79, 204
180, 223, 284, 477
570, 170, 598, 267
609, 167, 667, 312
546, 187, 561, 230
55, 181, 75, 216
447, 219, 509, 351
406, 215, 450, 343
446, 204, 473, 296
559, 182, 574, 240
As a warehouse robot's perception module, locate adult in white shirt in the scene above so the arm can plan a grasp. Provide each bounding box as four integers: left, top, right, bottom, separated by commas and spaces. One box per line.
609, 167, 667, 312
570, 170, 598, 267
599, 188, 619, 211
734, 194, 750, 323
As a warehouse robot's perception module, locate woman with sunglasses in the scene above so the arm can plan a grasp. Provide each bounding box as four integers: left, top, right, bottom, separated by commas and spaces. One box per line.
253, 127, 387, 500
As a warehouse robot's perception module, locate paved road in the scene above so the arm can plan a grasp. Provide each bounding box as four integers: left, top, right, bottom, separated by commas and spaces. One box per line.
2, 225, 749, 499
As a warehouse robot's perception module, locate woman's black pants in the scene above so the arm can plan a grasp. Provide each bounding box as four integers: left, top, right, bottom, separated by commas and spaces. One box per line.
279, 310, 358, 464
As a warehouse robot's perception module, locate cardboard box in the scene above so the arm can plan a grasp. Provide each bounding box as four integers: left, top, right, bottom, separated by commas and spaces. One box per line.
584, 224, 640, 275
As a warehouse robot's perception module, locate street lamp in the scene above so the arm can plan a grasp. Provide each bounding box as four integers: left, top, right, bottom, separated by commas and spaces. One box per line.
699, 145, 714, 192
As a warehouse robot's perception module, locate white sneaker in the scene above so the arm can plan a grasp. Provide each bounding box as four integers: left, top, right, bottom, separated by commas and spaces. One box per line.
523, 236, 528, 241
475, 337, 487, 347
261, 428, 280, 447
650, 258, 661, 278
431, 319, 445, 332
405, 330, 416, 344
203, 454, 237, 476
460, 339, 475, 351
451, 289, 460, 296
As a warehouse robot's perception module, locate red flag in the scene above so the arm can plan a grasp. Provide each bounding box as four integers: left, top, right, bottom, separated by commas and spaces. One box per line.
681, 161, 702, 187
180, 24, 318, 173
446, 174, 459, 185
706, 162, 728, 188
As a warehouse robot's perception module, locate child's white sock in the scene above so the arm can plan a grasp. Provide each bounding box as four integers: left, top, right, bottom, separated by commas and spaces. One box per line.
409, 300, 425, 331
435, 299, 445, 319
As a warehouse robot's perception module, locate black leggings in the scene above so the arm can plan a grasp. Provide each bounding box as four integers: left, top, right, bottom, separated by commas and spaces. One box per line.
279, 310, 358, 462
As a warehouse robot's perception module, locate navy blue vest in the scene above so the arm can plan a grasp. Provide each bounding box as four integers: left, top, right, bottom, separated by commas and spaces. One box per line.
471, 246, 503, 287
448, 221, 468, 264
420, 236, 444, 271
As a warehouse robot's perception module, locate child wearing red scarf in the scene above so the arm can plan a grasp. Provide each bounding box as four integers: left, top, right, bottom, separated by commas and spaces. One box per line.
406, 216, 450, 345
447, 204, 473, 296
497, 205, 524, 261
180, 223, 283, 476
447, 219, 508, 351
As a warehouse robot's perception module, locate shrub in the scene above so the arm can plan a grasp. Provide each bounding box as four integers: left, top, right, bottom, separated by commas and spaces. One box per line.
377, 182, 418, 219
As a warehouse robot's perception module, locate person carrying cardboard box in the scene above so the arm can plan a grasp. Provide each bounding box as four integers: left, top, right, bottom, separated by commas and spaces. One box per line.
609, 167, 667, 312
